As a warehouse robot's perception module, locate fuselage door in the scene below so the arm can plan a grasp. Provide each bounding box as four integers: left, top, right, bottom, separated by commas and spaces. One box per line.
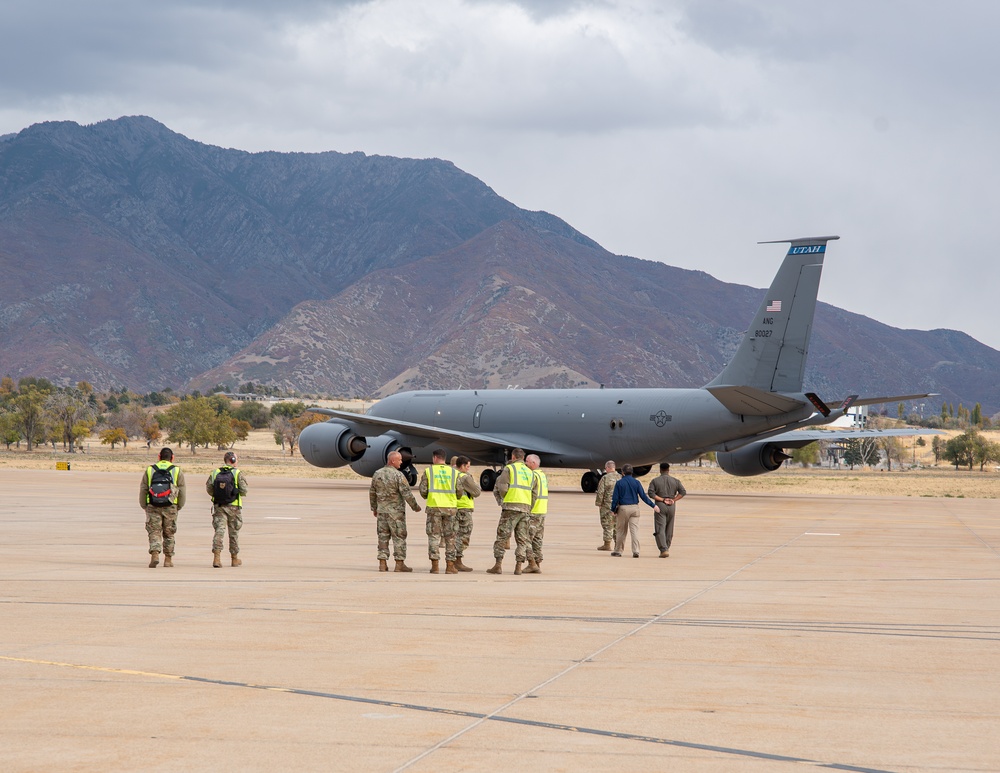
473, 404, 484, 429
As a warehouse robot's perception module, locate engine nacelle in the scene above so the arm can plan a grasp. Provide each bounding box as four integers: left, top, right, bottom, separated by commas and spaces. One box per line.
299, 421, 368, 468
349, 435, 411, 478
716, 442, 791, 477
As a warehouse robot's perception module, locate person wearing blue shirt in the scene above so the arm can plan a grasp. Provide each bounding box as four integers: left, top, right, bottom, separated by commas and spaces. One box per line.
609, 464, 658, 558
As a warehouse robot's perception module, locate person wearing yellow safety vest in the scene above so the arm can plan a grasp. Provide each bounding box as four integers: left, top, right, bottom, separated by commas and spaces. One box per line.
524, 454, 547, 573
139, 447, 186, 568
418, 448, 459, 574
486, 447, 539, 576
205, 451, 248, 568
452, 455, 482, 572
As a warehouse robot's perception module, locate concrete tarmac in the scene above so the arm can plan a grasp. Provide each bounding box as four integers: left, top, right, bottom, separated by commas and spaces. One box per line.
1, 468, 998, 772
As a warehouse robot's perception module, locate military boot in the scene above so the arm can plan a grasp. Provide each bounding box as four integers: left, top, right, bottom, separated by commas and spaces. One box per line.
148, 551, 159, 568
514, 561, 523, 575
598, 541, 612, 551
379, 559, 389, 572
486, 560, 503, 575
524, 557, 540, 574
394, 559, 413, 573
445, 560, 458, 574
231, 555, 242, 567
455, 557, 473, 572
212, 551, 221, 568
163, 554, 173, 568
429, 559, 440, 574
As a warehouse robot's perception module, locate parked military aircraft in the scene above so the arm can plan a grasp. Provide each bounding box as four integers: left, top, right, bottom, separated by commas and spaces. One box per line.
300, 236, 933, 492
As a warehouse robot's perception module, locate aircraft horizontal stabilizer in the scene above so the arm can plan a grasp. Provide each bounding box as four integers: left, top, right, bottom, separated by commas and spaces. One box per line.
706, 385, 806, 416
836, 393, 938, 409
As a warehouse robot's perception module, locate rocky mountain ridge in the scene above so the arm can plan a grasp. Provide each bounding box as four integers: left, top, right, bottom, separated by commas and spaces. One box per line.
1, 116, 998, 414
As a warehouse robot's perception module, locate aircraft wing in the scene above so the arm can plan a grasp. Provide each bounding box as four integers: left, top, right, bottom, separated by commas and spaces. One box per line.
306, 407, 577, 456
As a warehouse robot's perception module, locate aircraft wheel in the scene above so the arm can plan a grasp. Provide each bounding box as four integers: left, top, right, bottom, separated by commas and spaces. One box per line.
480, 468, 497, 492
403, 465, 418, 487
580, 471, 600, 494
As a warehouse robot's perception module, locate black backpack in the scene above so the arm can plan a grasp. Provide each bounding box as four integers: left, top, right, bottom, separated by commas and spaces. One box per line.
148, 464, 176, 507
212, 467, 238, 505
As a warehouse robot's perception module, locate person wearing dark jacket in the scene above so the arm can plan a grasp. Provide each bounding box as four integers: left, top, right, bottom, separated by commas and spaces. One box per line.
609, 464, 658, 558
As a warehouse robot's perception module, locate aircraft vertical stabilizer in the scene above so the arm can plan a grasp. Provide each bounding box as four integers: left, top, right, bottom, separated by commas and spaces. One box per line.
706, 236, 838, 393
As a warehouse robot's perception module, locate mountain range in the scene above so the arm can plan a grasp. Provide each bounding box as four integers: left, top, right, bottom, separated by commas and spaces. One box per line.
1, 116, 997, 415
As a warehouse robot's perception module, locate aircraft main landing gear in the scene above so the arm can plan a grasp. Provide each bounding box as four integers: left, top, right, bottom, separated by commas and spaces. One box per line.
480, 468, 498, 492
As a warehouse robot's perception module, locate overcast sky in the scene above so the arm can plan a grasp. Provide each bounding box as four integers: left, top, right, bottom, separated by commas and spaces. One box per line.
3, 1, 999, 346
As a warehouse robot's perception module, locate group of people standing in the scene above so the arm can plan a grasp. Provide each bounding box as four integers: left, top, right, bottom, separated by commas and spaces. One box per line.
139, 445, 684, 572
370, 446, 548, 575
371, 450, 684, 574
595, 461, 686, 558
140, 447, 247, 568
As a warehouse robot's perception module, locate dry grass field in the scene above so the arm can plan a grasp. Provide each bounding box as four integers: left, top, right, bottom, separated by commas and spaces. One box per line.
4, 426, 1000, 499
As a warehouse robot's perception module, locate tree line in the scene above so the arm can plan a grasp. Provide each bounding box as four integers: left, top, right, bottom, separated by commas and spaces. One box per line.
0, 377, 325, 455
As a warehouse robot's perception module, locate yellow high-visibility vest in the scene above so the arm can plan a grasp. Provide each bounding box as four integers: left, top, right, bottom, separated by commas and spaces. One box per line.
145, 460, 179, 505
502, 462, 533, 506
531, 470, 548, 515
456, 471, 474, 510
425, 464, 458, 508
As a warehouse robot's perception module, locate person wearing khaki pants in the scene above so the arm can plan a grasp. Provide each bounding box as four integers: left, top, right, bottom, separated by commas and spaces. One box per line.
608, 464, 658, 558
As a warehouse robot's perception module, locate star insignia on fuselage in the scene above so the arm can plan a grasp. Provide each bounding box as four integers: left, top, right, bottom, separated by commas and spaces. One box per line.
649, 410, 672, 427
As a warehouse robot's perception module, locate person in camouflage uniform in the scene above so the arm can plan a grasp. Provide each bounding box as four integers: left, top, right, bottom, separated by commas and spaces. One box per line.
523, 454, 547, 572
419, 448, 459, 574
139, 447, 186, 568
453, 455, 481, 571
487, 448, 539, 576
593, 460, 620, 551
205, 451, 248, 568
370, 450, 422, 572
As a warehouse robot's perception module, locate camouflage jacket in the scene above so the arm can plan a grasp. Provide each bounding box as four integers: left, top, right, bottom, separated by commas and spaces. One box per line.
594, 471, 621, 511
369, 465, 419, 514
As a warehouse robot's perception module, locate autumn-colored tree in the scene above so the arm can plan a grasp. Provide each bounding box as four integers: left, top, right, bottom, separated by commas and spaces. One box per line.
99, 427, 129, 449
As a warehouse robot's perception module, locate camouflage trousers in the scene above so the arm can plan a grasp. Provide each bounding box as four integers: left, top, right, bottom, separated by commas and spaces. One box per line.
526, 514, 546, 562
455, 508, 474, 557
145, 505, 178, 555
599, 508, 615, 542
376, 510, 408, 560
493, 509, 531, 561
425, 507, 457, 561
212, 504, 243, 555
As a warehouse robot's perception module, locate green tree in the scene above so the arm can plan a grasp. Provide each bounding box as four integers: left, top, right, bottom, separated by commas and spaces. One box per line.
842, 438, 879, 469
159, 396, 218, 454
943, 432, 975, 470
0, 412, 21, 449
270, 401, 308, 419
791, 442, 819, 466
972, 403, 982, 426
232, 401, 270, 428
11, 384, 51, 452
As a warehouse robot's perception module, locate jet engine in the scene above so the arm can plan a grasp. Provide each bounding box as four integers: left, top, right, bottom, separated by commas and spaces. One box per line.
299, 421, 368, 468
716, 442, 791, 477
349, 435, 414, 480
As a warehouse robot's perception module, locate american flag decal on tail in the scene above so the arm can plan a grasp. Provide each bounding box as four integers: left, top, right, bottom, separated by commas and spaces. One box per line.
766, 300, 782, 312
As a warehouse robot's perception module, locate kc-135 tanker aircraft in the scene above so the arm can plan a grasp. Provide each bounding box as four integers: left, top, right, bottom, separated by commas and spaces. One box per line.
301, 236, 932, 492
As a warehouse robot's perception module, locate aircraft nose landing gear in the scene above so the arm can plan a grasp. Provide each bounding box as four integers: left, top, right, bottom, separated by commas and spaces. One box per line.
580, 470, 602, 494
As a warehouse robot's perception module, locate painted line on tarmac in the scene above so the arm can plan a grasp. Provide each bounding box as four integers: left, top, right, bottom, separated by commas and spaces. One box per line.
393, 532, 897, 773
0, 654, 894, 773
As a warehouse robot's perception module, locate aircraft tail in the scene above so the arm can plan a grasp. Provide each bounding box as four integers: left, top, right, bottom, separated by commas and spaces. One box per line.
706, 236, 838, 393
